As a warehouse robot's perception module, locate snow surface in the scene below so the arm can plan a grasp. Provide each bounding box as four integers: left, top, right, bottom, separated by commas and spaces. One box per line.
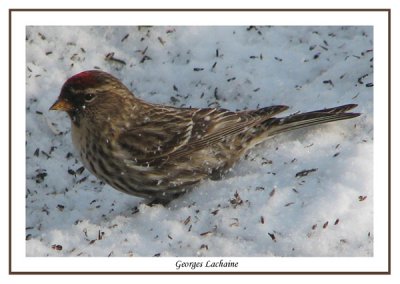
25, 26, 373, 257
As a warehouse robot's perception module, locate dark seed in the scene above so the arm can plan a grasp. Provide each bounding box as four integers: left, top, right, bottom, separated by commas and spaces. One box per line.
158, 37, 165, 45
358, 74, 369, 84
323, 79, 334, 87
319, 45, 328, 51
76, 166, 85, 175
41, 151, 51, 159
230, 191, 243, 207
200, 231, 212, 236
211, 209, 219, 215
140, 55, 152, 63
170, 96, 179, 104
358, 195, 367, 201
214, 87, 219, 100
200, 244, 208, 250
51, 244, 62, 251
183, 216, 191, 225
49, 146, 56, 154
121, 34, 129, 42
132, 207, 139, 214
76, 176, 88, 184
105, 52, 126, 65
35, 172, 47, 183
295, 168, 318, 178
38, 32, 46, 40
268, 233, 276, 242
269, 188, 275, 197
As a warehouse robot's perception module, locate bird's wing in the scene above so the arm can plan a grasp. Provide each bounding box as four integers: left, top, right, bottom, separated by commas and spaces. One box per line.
168, 105, 289, 160
117, 105, 289, 166
117, 107, 195, 165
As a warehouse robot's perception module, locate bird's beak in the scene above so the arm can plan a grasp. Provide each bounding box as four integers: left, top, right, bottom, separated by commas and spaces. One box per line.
49, 98, 73, 111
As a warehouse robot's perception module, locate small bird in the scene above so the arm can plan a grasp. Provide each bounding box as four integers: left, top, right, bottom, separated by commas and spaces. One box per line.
50, 70, 360, 203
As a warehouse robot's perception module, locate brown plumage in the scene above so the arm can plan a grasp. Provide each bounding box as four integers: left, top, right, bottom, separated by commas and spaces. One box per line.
50, 70, 360, 203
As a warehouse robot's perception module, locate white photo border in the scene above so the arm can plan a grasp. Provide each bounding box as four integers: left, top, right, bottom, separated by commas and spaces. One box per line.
11, 9, 390, 273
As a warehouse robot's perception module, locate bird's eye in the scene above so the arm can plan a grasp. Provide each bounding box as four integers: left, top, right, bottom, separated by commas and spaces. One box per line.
84, 93, 96, 102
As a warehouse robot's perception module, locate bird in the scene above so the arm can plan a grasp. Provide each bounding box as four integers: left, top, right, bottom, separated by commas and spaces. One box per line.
50, 70, 360, 204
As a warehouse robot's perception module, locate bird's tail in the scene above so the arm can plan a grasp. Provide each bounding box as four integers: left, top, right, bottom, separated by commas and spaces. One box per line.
254, 104, 360, 140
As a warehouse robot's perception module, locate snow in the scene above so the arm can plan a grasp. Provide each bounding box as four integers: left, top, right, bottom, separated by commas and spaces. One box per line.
25, 26, 373, 258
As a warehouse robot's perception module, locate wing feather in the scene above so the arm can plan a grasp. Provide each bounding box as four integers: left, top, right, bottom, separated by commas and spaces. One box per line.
117, 105, 290, 166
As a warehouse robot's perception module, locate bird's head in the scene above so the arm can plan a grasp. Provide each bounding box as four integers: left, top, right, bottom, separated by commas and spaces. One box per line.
50, 70, 132, 125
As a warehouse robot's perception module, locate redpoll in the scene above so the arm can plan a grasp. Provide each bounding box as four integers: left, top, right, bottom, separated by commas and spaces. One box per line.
50, 70, 360, 203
